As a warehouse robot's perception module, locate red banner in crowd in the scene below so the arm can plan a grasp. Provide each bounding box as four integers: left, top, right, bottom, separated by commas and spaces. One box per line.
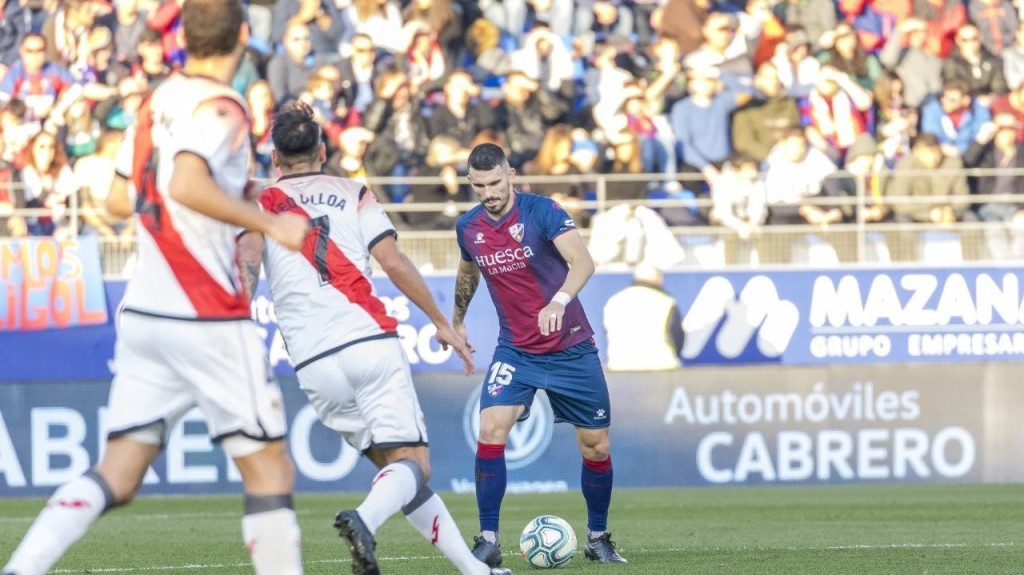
0, 236, 108, 330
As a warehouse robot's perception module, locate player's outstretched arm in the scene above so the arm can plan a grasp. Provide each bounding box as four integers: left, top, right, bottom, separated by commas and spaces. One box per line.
169, 152, 310, 250
538, 229, 596, 336
237, 231, 265, 301
371, 234, 475, 374
105, 174, 133, 218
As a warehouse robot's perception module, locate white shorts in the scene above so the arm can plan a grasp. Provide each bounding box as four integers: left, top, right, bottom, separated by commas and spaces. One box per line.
106, 312, 287, 449
297, 336, 427, 453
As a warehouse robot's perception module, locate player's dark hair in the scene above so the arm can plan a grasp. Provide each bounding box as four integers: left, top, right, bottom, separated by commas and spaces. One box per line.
182, 0, 245, 59
271, 100, 321, 168
468, 143, 509, 172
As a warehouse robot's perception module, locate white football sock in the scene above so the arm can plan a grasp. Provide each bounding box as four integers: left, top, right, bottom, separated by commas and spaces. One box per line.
242, 506, 303, 575
405, 492, 491, 575
356, 461, 417, 533
3, 472, 111, 575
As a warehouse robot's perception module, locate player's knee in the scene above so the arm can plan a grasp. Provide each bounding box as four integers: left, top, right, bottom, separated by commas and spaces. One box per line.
384, 447, 432, 481
231, 439, 296, 493
477, 419, 512, 444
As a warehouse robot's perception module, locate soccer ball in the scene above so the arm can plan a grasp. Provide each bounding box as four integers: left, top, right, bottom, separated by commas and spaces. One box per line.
518, 515, 577, 569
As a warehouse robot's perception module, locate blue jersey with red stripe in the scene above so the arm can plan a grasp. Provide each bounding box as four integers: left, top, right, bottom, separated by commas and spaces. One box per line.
457, 191, 594, 354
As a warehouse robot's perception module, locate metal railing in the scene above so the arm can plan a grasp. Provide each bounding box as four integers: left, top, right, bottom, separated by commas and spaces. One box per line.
5, 167, 1024, 277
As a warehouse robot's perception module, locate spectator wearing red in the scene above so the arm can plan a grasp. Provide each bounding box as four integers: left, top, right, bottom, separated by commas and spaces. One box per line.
147, 0, 185, 67
912, 0, 966, 58
970, 0, 1017, 56
0, 34, 76, 122
802, 65, 874, 161
989, 81, 1024, 142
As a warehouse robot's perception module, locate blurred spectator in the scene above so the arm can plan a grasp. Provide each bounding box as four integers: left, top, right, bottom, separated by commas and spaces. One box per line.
495, 71, 567, 168
337, 33, 382, 115
914, 0, 967, 58
0, 135, 26, 237
340, 0, 406, 55
479, 0, 527, 41
20, 130, 78, 237
832, 133, 893, 222
802, 65, 874, 160
942, 23, 1007, 103
148, 0, 185, 67
404, 24, 447, 96
523, 123, 590, 224
112, 0, 147, 66
74, 128, 131, 243
588, 203, 686, 269
684, 12, 757, 80
887, 132, 973, 223
600, 131, 647, 202
247, 79, 276, 180
61, 94, 100, 159
427, 71, 495, 146
710, 151, 767, 240
671, 65, 751, 183
836, 0, 898, 53
403, 0, 464, 68
248, 0, 276, 45
989, 80, 1024, 141
641, 37, 686, 113
771, 26, 821, 97
402, 134, 470, 229
1002, 22, 1024, 91
588, 0, 635, 40
655, 0, 710, 54
362, 69, 429, 200
919, 79, 992, 156
510, 25, 577, 103
817, 22, 882, 90
616, 84, 673, 186
970, 0, 1017, 56
526, 0, 573, 37
0, 99, 36, 166
464, 18, 513, 83
878, 18, 943, 108
42, 0, 102, 73
104, 76, 145, 130
267, 21, 333, 102
271, 0, 346, 57
325, 125, 375, 181
127, 27, 172, 89
732, 61, 800, 162
964, 112, 1024, 217
0, 34, 76, 122
763, 125, 842, 226
872, 71, 915, 166
0, 0, 32, 76
782, 0, 838, 50
603, 262, 683, 371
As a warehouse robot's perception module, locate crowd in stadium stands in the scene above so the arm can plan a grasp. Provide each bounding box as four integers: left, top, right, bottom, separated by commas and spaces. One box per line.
3, 0, 1024, 243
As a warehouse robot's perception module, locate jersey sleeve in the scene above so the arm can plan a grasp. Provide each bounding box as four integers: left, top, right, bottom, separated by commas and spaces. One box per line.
173, 96, 250, 170
456, 218, 470, 261
357, 186, 397, 250
539, 197, 578, 241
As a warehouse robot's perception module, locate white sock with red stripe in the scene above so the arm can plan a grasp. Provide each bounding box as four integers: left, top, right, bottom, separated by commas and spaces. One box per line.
357, 461, 418, 533
3, 471, 112, 575
241, 495, 303, 575
404, 492, 491, 575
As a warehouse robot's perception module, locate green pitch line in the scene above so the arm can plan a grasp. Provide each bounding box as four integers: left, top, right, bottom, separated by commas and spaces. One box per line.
1, 485, 1021, 574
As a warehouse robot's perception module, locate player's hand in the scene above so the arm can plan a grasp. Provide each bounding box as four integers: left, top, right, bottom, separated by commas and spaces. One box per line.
436, 322, 475, 375
267, 212, 311, 251
538, 302, 564, 337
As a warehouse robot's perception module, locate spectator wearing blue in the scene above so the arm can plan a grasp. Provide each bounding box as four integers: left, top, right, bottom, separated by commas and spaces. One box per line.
670, 65, 751, 184
920, 79, 992, 157
0, 33, 76, 123
0, 0, 32, 79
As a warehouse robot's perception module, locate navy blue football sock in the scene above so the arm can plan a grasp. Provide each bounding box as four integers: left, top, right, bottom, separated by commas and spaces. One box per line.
475, 442, 507, 533
582, 456, 613, 532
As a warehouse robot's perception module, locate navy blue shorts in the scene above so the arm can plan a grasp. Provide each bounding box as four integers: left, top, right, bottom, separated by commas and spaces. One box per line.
479, 340, 611, 429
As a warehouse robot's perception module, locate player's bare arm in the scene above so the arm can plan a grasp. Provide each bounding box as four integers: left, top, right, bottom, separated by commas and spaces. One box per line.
105, 174, 132, 218
538, 229, 596, 337
236, 231, 265, 301
371, 234, 476, 374
453, 257, 481, 328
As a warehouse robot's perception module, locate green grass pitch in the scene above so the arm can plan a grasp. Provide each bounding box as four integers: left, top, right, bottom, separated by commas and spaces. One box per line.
1, 484, 1022, 574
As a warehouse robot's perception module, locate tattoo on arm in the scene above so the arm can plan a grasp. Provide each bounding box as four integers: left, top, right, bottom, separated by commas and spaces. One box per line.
453, 268, 479, 324
241, 261, 261, 302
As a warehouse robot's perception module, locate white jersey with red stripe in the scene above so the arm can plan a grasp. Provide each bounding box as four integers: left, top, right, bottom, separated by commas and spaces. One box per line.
114, 72, 253, 320
258, 172, 398, 369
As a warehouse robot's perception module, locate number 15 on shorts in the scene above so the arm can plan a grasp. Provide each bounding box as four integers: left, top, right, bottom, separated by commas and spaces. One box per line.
487, 361, 516, 386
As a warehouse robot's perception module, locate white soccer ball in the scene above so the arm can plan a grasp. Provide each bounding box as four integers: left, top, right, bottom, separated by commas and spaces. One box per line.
518, 514, 577, 569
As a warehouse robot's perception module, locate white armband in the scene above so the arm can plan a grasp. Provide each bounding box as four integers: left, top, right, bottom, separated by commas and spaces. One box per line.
551, 291, 572, 307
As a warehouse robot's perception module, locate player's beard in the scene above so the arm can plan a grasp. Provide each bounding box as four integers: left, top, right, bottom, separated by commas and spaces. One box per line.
483, 182, 513, 216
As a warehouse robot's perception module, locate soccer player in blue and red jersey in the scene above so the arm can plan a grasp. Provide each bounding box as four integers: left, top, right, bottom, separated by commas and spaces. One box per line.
453, 143, 627, 567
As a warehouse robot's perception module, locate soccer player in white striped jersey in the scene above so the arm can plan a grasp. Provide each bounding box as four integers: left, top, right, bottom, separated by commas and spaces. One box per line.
2, 3, 310, 575
237, 100, 513, 575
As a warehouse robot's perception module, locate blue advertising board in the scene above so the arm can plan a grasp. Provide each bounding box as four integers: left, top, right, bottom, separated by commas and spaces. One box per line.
5, 267, 1024, 380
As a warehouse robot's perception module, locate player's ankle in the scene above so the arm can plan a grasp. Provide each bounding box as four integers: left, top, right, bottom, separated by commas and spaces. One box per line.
480, 530, 498, 543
